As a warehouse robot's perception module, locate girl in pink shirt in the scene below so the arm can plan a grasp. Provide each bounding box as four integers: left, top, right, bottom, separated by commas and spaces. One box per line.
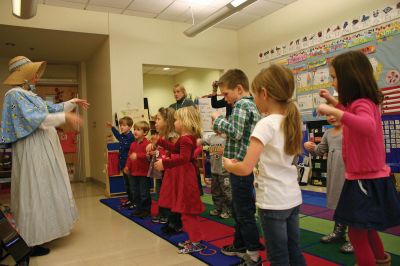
318, 50, 400, 266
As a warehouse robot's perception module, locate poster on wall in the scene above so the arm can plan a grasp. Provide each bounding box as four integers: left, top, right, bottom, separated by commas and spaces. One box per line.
198, 98, 226, 132
117, 108, 149, 131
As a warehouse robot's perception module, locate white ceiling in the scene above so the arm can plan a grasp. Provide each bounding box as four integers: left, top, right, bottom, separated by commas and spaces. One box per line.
41, 0, 297, 30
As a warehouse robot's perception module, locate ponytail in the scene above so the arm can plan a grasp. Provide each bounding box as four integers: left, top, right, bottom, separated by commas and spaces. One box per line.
281, 101, 302, 155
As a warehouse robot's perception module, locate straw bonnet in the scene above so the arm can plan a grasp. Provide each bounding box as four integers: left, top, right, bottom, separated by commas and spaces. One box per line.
3, 56, 46, 86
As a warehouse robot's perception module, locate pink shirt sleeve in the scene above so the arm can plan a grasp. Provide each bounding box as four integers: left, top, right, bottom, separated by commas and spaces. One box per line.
340, 100, 376, 136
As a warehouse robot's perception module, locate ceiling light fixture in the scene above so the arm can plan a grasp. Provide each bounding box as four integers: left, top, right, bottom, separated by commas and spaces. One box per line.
163, 67, 171, 71
183, 0, 257, 37
12, 0, 38, 19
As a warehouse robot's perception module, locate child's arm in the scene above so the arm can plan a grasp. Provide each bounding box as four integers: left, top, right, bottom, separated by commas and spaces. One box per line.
110, 126, 123, 142
304, 131, 328, 156
159, 138, 193, 169
157, 137, 175, 151
223, 136, 264, 176
213, 107, 247, 140
318, 100, 376, 136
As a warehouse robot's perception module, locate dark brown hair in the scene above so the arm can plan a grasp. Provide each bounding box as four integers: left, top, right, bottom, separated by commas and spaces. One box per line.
218, 69, 249, 91
119, 116, 133, 127
252, 64, 302, 156
331, 50, 383, 106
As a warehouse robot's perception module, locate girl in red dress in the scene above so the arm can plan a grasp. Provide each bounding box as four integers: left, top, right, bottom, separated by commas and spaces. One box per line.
154, 106, 205, 254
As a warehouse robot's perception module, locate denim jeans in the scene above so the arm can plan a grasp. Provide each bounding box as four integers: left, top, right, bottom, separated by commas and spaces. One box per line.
230, 173, 261, 251
258, 206, 306, 266
130, 175, 151, 211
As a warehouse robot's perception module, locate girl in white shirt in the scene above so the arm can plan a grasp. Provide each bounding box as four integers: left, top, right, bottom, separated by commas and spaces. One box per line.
224, 64, 305, 266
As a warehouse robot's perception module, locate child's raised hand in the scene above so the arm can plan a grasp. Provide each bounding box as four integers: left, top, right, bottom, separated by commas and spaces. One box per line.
154, 159, 164, 171
105, 122, 113, 128
319, 89, 331, 99
304, 141, 316, 151
130, 153, 137, 160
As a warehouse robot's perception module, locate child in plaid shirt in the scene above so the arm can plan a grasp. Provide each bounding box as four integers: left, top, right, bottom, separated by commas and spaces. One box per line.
212, 69, 263, 265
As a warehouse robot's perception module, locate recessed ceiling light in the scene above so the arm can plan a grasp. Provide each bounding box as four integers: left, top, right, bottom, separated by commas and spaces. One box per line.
163, 67, 171, 71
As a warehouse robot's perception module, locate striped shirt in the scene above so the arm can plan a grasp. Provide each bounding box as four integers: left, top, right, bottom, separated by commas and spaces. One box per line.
213, 96, 260, 161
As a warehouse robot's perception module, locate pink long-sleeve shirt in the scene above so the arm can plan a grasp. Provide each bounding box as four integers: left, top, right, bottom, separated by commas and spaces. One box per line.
338, 98, 390, 180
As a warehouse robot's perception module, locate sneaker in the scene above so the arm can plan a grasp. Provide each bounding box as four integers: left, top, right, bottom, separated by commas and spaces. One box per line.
178, 242, 206, 254
121, 200, 132, 208
159, 217, 168, 224
220, 212, 231, 219
209, 209, 221, 216
152, 215, 160, 223
235, 254, 262, 266
136, 210, 150, 218
339, 241, 354, 254
127, 204, 136, 210
320, 232, 345, 244
178, 240, 191, 247
221, 244, 246, 257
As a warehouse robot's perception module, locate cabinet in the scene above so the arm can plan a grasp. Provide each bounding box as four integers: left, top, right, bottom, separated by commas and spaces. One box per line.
105, 143, 126, 198
306, 120, 331, 187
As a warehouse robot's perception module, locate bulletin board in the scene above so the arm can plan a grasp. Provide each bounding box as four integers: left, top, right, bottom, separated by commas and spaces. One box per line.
256, 3, 400, 172
117, 108, 149, 126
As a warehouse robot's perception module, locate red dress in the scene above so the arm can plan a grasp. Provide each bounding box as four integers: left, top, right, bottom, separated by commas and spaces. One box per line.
157, 135, 205, 215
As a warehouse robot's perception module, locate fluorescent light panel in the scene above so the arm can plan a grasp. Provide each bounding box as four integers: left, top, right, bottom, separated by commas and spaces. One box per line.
183, 0, 257, 37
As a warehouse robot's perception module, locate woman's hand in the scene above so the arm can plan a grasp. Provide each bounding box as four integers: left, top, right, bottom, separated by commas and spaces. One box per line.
304, 141, 316, 152
154, 159, 164, 171
71, 98, 90, 110
65, 112, 83, 129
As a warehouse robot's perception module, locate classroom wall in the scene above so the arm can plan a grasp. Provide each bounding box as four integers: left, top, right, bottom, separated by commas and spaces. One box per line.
85, 39, 112, 183
238, 0, 396, 81
143, 74, 175, 117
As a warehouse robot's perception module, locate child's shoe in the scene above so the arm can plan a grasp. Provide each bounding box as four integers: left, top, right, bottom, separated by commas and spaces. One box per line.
236, 254, 262, 266
178, 240, 191, 247
136, 210, 150, 218
177, 242, 206, 254
127, 204, 136, 210
159, 217, 168, 224
151, 215, 160, 223
161, 225, 183, 235
339, 241, 354, 254
209, 209, 221, 216
121, 200, 132, 208
220, 212, 231, 219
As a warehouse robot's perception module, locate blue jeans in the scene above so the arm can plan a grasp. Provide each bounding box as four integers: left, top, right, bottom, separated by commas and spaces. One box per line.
259, 206, 306, 266
230, 173, 261, 251
130, 175, 151, 211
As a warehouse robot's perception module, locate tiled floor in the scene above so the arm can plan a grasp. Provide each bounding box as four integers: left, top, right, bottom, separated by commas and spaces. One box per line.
2, 181, 206, 266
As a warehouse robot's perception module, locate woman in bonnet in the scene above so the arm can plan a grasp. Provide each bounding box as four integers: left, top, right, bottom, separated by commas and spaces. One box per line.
0, 56, 89, 256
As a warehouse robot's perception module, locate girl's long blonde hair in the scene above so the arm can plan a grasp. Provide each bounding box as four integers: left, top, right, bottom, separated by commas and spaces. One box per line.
174, 107, 202, 139
251, 64, 302, 156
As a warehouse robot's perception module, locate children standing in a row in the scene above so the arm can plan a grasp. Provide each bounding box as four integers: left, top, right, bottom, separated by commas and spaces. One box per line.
106, 117, 135, 209
317, 50, 400, 266
224, 65, 306, 266
212, 69, 263, 265
152, 107, 205, 254
124, 121, 151, 218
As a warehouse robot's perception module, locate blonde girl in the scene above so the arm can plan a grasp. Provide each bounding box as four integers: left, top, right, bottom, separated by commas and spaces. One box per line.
154, 107, 205, 254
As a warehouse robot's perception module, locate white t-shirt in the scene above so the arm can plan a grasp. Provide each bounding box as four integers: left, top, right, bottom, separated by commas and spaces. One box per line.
251, 114, 302, 210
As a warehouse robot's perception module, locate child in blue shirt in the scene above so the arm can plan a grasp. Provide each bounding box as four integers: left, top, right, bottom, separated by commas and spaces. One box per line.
106, 116, 135, 208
